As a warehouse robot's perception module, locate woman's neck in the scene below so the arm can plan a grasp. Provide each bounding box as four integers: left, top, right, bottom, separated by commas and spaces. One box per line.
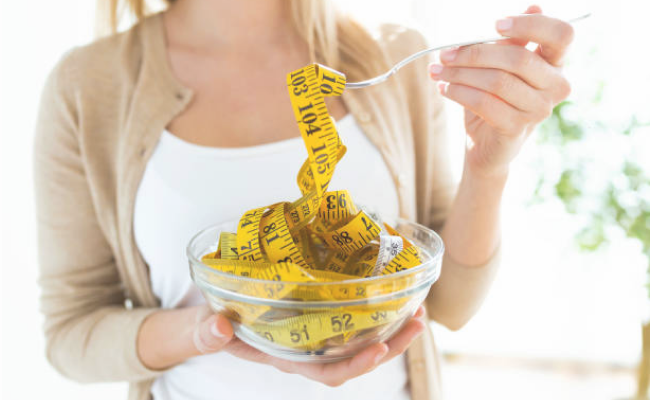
164, 0, 299, 53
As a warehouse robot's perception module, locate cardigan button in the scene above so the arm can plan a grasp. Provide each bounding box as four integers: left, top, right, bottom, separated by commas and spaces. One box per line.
124, 298, 133, 310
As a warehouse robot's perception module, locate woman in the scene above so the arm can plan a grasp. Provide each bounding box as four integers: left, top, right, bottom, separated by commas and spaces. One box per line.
33, 0, 573, 399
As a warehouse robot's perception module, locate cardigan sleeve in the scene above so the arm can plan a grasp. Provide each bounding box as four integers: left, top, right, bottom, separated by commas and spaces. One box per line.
382, 26, 502, 330
33, 50, 168, 383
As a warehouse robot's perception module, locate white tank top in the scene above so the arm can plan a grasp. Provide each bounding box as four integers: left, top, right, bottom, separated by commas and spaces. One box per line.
133, 114, 410, 400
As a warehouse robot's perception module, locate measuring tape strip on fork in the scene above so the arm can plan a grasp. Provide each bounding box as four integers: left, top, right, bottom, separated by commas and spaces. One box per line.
284, 64, 347, 232
233, 65, 387, 269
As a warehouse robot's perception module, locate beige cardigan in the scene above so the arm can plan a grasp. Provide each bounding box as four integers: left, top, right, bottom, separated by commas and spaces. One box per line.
33, 11, 501, 400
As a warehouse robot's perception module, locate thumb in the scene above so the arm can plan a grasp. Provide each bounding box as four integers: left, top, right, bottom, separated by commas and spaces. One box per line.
496, 4, 542, 46
193, 313, 234, 354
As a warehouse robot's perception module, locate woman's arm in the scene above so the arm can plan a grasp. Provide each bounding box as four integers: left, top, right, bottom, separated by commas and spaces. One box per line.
427, 162, 506, 330
390, 24, 505, 331
426, 6, 574, 329
34, 50, 167, 383
393, 6, 572, 330
441, 162, 507, 267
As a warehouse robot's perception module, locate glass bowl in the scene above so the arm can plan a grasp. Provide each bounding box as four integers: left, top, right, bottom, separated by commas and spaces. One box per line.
187, 216, 444, 363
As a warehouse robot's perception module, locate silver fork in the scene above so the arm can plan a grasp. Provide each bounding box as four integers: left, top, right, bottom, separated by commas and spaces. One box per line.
345, 13, 591, 89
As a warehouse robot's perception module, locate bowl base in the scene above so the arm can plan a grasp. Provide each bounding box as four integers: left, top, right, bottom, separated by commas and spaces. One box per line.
230, 314, 412, 363
233, 322, 369, 363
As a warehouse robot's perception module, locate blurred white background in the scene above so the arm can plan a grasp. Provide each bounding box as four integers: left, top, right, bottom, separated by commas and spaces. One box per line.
2, 0, 649, 399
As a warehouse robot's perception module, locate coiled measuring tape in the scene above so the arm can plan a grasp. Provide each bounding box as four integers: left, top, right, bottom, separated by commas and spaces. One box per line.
200, 64, 426, 350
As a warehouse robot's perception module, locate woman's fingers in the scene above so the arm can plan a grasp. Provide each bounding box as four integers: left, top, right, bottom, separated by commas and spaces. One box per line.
319, 342, 390, 387
429, 65, 546, 114
231, 338, 389, 387
440, 83, 530, 136
495, 13, 575, 66
223, 336, 295, 371
224, 305, 428, 387
440, 43, 555, 90
247, 308, 426, 387
378, 307, 426, 364
413, 304, 425, 319
261, 341, 389, 387
433, 9, 574, 122
225, 333, 389, 387
306, 305, 426, 385
497, 4, 542, 46
193, 313, 234, 354
439, 44, 571, 103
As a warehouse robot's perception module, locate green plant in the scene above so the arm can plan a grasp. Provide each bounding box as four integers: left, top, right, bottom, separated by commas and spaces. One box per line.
532, 96, 650, 399
534, 100, 650, 296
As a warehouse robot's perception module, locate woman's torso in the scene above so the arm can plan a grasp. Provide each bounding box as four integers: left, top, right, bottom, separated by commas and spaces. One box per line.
133, 113, 410, 400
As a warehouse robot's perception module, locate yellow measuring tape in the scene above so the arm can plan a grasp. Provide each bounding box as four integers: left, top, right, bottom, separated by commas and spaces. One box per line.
200, 64, 425, 350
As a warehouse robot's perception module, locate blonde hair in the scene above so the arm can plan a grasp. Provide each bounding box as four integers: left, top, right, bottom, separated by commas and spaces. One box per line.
96, 0, 387, 82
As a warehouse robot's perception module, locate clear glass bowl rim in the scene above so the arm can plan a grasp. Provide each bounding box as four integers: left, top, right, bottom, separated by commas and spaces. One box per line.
187, 216, 445, 286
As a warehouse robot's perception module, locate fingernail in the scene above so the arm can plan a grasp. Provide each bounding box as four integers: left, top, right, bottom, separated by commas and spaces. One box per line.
496, 18, 513, 32
437, 82, 448, 95
415, 305, 425, 318
429, 64, 443, 77
440, 48, 458, 62
211, 318, 225, 338
374, 346, 388, 364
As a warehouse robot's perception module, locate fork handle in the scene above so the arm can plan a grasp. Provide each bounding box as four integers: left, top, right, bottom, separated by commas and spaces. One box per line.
345, 13, 591, 89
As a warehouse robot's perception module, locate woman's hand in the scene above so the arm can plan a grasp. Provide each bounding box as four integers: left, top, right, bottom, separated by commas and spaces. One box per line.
428, 5, 574, 179
191, 304, 427, 387
139, 303, 426, 387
